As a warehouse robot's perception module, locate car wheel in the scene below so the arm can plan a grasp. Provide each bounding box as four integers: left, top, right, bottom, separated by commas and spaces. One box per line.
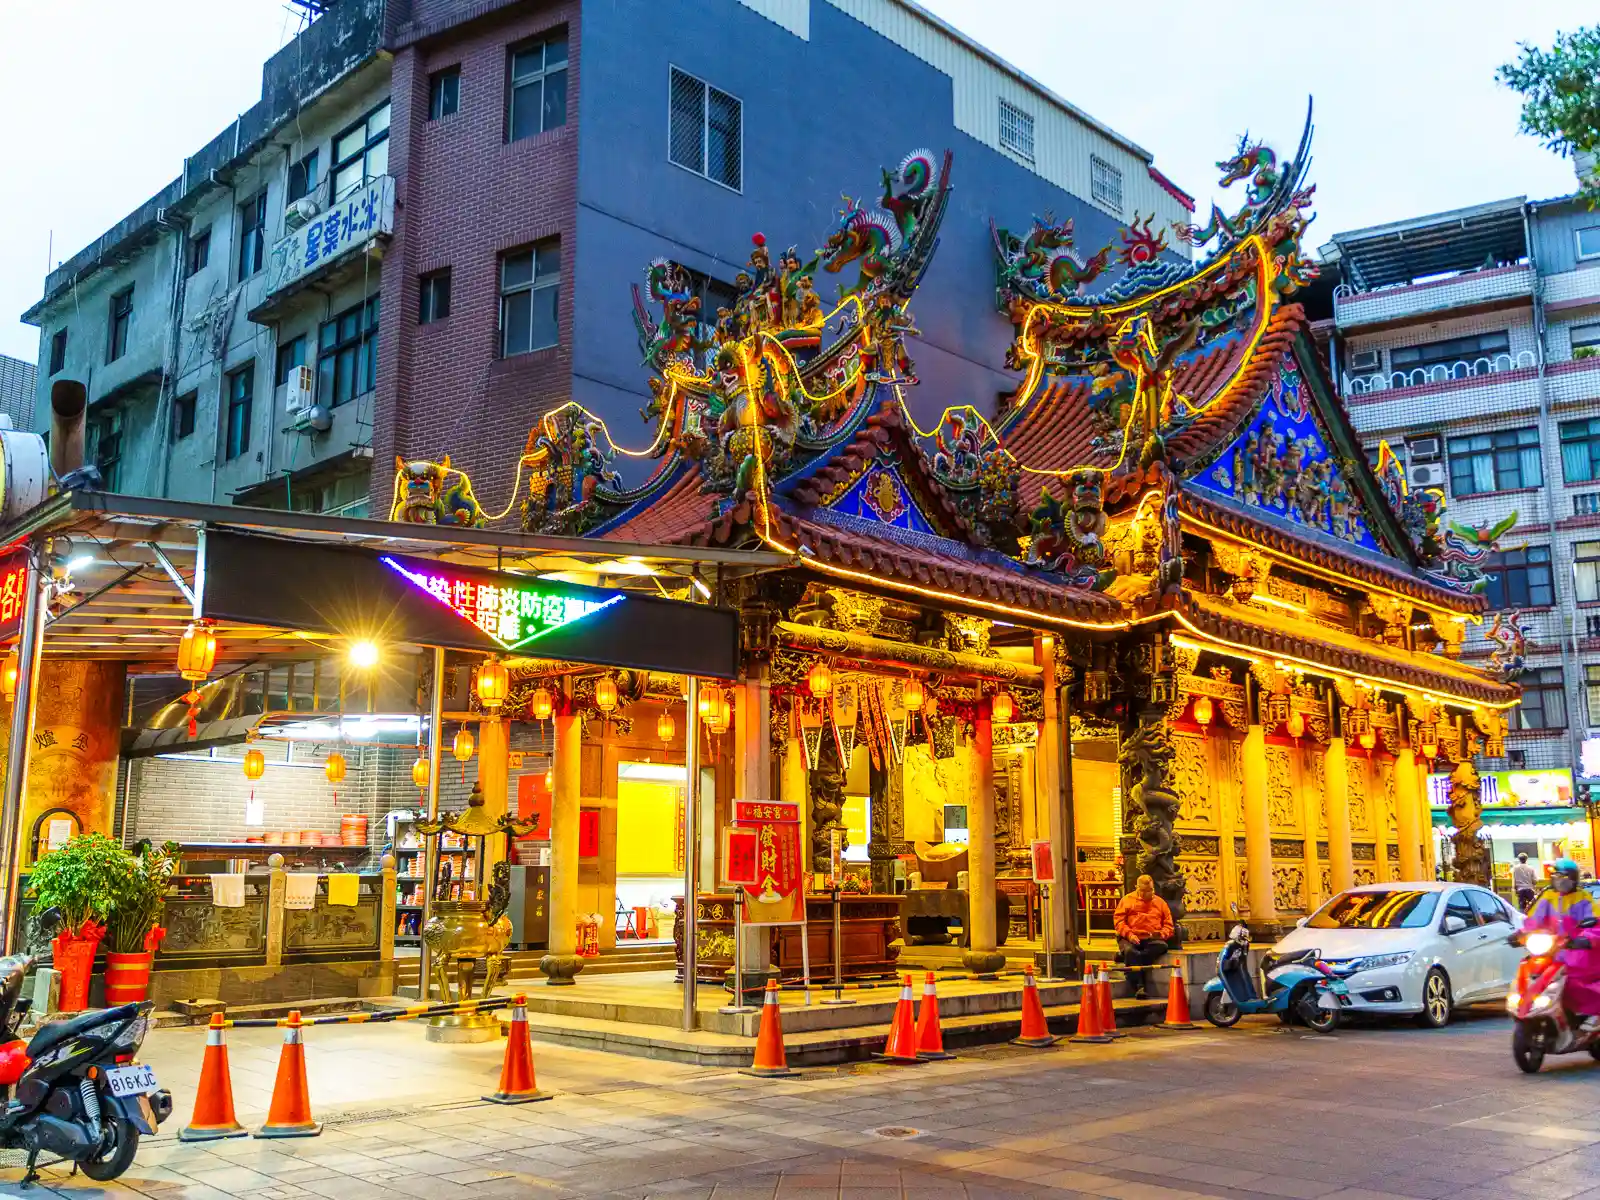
1204, 991, 1242, 1028
1416, 968, 1452, 1028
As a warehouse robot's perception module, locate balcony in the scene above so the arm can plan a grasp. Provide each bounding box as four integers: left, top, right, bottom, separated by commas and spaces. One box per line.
1332, 263, 1534, 331
1341, 351, 1540, 429
248, 175, 394, 324
1543, 265, 1600, 312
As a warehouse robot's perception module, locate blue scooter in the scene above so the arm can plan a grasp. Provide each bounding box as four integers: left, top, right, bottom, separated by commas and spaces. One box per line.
1202, 923, 1349, 1033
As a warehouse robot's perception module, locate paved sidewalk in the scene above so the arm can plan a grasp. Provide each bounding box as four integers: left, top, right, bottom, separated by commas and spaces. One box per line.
4, 1009, 1600, 1199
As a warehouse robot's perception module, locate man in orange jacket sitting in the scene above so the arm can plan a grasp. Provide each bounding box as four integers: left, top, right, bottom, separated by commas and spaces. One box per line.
1114, 874, 1174, 999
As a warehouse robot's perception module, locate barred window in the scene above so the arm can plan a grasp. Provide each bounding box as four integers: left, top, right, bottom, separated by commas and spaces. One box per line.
668, 67, 741, 192
998, 98, 1034, 163
1091, 155, 1123, 214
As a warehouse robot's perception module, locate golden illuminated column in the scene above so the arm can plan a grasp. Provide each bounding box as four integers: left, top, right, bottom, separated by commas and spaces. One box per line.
476, 716, 510, 882
1394, 747, 1424, 881
780, 723, 808, 860
1325, 738, 1356, 893
1036, 636, 1069, 969
732, 666, 772, 986
1418, 756, 1438, 878
1240, 724, 1277, 925
539, 698, 584, 985
962, 712, 1007, 977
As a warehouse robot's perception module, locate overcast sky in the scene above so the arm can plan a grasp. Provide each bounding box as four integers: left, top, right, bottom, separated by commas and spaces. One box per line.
0, 0, 1592, 363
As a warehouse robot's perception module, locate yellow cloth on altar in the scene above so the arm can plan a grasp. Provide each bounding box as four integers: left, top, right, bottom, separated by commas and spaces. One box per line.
326, 874, 361, 907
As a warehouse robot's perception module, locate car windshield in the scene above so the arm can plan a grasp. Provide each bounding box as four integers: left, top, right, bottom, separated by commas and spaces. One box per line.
1306, 890, 1440, 930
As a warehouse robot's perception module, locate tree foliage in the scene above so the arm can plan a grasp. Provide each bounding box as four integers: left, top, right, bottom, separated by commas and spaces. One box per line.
28, 832, 134, 936
1497, 27, 1600, 204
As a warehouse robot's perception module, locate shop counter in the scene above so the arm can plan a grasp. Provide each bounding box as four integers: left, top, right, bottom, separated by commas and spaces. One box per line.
673, 892, 904, 983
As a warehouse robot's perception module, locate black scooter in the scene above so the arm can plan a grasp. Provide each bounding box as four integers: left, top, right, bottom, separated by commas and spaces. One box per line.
0, 948, 171, 1183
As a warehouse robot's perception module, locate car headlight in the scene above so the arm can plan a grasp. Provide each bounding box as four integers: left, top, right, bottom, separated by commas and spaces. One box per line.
1526, 932, 1556, 957
1354, 951, 1413, 972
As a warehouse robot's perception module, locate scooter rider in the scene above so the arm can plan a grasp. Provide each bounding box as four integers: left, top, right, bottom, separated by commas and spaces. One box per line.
1526, 858, 1600, 1031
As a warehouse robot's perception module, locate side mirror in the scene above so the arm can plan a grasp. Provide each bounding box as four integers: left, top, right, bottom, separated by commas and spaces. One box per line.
1296, 916, 1309, 928
1444, 915, 1468, 935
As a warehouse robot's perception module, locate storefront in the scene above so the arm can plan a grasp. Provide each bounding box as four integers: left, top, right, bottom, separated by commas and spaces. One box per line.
1430, 768, 1594, 893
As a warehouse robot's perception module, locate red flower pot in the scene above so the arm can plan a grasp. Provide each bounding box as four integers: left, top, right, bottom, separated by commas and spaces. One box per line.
103, 925, 164, 1005
51, 921, 105, 1013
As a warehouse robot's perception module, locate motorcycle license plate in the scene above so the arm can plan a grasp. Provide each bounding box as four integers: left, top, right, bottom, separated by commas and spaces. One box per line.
1330, 980, 1349, 995
105, 1064, 158, 1097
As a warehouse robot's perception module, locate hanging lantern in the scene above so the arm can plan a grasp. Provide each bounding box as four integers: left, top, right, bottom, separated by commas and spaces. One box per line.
475, 657, 510, 714
1287, 711, 1306, 740
1, 647, 18, 703
698, 685, 718, 719
657, 710, 676, 743
1192, 696, 1214, 727
594, 675, 619, 713
807, 660, 833, 699
453, 727, 475, 782
1359, 728, 1377, 751
708, 691, 732, 735
530, 686, 554, 722
990, 691, 1014, 725
324, 751, 347, 785
176, 621, 218, 681
544, 768, 554, 790
411, 756, 429, 790
242, 747, 266, 781
902, 677, 924, 712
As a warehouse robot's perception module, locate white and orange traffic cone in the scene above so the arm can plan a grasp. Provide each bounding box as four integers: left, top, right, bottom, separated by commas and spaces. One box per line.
1097, 966, 1125, 1039
741, 980, 799, 1078
179, 1013, 246, 1142
1160, 962, 1197, 1030
1010, 965, 1057, 1048
875, 975, 927, 1065
915, 972, 954, 1060
485, 995, 552, 1103
254, 1011, 321, 1139
1071, 969, 1111, 1044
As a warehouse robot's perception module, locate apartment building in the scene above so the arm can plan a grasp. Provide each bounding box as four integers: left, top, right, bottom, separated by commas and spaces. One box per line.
1323, 188, 1600, 781
23, 0, 1192, 518
0, 355, 35, 432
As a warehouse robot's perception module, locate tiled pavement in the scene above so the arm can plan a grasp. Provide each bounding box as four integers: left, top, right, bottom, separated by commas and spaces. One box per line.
6, 1008, 1600, 1199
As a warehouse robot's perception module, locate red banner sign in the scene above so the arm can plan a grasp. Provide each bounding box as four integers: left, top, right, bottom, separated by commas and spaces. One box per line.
723, 827, 760, 886
0, 553, 28, 644
733, 801, 800, 824
1031, 839, 1055, 884
732, 799, 804, 924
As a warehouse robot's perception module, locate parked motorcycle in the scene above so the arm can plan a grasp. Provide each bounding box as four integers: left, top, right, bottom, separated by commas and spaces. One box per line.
1508, 920, 1600, 1073
0, 949, 171, 1182
1202, 923, 1350, 1033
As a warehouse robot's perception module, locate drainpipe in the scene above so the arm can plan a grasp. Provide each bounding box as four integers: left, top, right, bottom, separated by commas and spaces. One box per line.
1523, 201, 1580, 770
154, 212, 189, 499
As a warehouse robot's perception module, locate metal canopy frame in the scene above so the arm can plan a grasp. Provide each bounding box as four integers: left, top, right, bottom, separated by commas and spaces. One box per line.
1324, 196, 1529, 291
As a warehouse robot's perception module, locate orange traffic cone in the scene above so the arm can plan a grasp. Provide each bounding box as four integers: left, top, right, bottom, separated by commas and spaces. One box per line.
1160, 962, 1197, 1030
254, 1011, 321, 1138
1071, 969, 1111, 1043
1098, 967, 1125, 1039
1010, 965, 1057, 1047
915, 972, 954, 1060
179, 1013, 246, 1142
485, 995, 552, 1103
875, 975, 927, 1065
741, 980, 799, 1078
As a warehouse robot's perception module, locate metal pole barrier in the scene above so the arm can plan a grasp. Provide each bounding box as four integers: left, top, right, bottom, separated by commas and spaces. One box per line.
821, 884, 853, 1005
720, 885, 755, 1014
682, 677, 700, 1032
417, 646, 445, 1001
1038, 883, 1064, 981
0, 550, 46, 956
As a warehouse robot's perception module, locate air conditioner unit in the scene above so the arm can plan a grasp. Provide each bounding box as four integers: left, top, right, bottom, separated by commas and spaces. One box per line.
284, 365, 314, 413
1407, 434, 1443, 462
1348, 348, 1380, 373
1409, 462, 1448, 488
283, 196, 322, 232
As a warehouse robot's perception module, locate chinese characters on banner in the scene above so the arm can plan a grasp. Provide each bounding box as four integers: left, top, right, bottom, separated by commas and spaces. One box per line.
0, 552, 28, 643
265, 176, 396, 297
731, 801, 804, 924
383, 555, 623, 650
1030, 839, 1055, 884
723, 827, 760, 886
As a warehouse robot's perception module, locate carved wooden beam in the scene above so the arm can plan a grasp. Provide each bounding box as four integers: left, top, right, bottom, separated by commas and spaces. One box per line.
775, 621, 1043, 684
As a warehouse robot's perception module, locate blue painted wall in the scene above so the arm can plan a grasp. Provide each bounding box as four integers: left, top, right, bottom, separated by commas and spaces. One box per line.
1531, 197, 1600, 276
572, 0, 1151, 483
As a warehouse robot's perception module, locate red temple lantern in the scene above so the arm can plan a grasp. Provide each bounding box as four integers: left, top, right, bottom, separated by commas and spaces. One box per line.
1193, 696, 1214, 727
530, 686, 554, 722
475, 657, 510, 714
807, 660, 833, 698
990, 691, 1014, 725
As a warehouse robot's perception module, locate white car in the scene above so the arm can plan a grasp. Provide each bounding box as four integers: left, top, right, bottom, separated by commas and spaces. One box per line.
1270, 881, 1525, 1027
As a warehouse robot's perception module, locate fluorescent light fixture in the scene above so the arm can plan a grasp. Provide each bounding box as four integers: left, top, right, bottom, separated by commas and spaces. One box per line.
66, 555, 94, 571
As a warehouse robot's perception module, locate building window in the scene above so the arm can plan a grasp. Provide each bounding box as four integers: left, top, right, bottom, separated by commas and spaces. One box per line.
225, 364, 254, 461
331, 101, 390, 201
1483, 544, 1554, 609
288, 150, 320, 204
418, 269, 452, 324
1516, 665, 1566, 731
1392, 330, 1511, 376
186, 228, 210, 277
237, 192, 267, 279
1587, 665, 1600, 726
508, 34, 567, 142
274, 335, 307, 387
1578, 541, 1600, 604
1578, 226, 1600, 261
92, 415, 122, 491
48, 330, 66, 375
173, 391, 197, 440
998, 99, 1035, 163
499, 241, 560, 356
1572, 322, 1600, 361
1561, 417, 1600, 483
106, 286, 134, 364
1090, 155, 1124, 213
1578, 493, 1600, 517
316, 298, 380, 407
1447, 426, 1541, 495
668, 67, 741, 191
428, 67, 460, 120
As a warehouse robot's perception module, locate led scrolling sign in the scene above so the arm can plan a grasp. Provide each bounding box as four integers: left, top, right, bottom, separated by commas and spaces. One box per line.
381, 556, 623, 651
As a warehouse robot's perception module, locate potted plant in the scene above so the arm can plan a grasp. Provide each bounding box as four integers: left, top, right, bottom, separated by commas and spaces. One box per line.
104, 841, 179, 1004
27, 832, 133, 1011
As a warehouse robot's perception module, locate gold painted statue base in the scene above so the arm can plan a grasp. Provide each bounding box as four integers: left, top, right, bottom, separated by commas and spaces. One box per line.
425, 1010, 502, 1044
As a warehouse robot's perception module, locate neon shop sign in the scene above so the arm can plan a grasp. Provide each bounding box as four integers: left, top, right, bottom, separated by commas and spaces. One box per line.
382, 556, 623, 651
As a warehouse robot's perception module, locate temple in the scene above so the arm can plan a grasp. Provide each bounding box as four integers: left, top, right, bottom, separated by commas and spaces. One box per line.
391, 108, 1521, 980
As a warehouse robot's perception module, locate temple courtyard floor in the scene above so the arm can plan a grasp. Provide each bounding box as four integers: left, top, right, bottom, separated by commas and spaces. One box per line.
6, 1005, 1600, 1199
